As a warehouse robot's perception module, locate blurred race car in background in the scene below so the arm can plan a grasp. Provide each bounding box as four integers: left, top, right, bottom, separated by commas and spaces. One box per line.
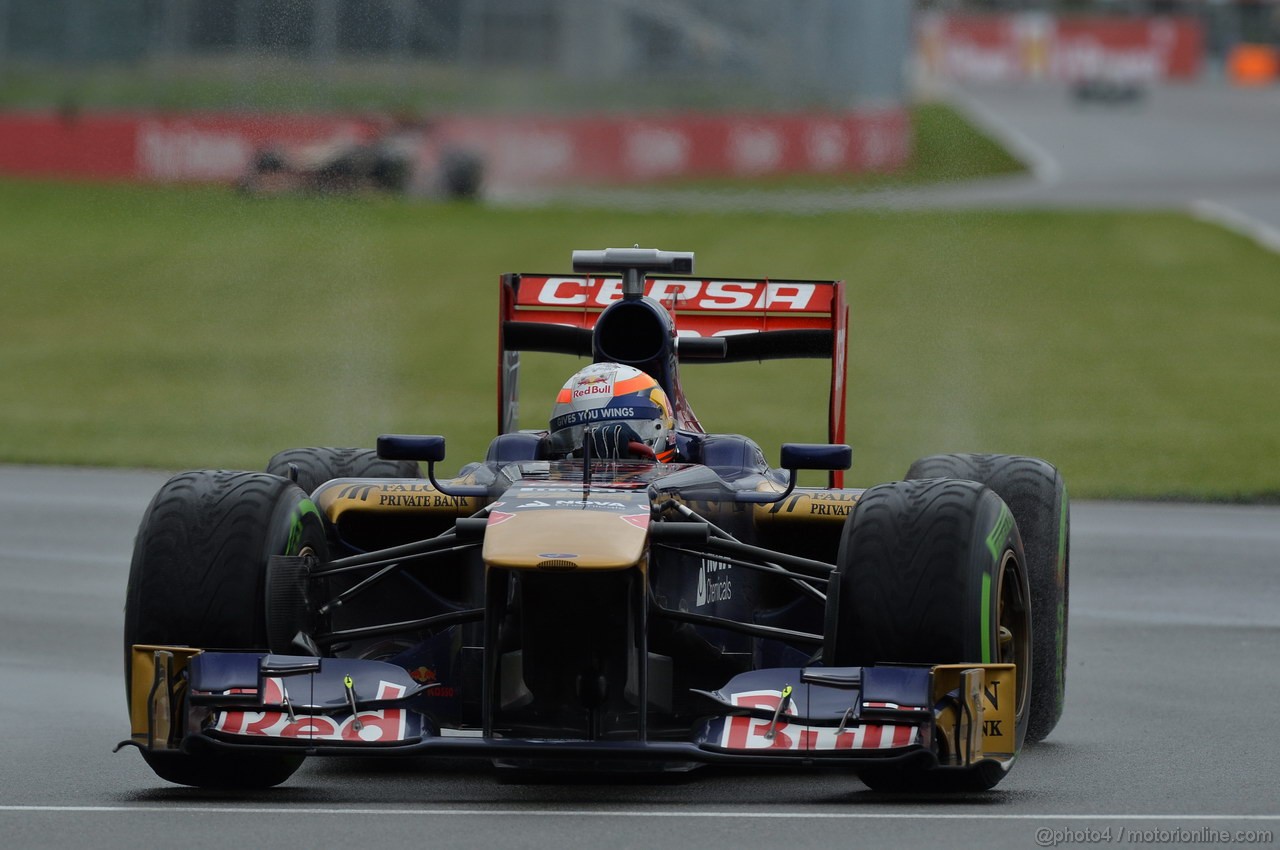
120, 248, 1069, 793
239, 116, 483, 200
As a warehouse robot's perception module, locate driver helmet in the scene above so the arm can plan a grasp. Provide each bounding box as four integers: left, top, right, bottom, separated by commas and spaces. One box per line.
548, 362, 676, 461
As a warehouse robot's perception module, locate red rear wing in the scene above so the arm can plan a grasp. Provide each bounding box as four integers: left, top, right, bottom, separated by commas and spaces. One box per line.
511, 276, 837, 334
498, 273, 848, 484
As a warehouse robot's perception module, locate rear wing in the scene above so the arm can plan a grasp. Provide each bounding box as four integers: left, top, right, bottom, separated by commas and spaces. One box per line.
498, 273, 848, 482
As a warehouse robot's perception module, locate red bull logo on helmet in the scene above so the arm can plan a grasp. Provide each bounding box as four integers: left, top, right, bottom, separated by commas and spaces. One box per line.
573, 374, 613, 400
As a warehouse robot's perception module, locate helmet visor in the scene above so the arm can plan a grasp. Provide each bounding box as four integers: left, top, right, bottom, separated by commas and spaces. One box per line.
547, 414, 670, 458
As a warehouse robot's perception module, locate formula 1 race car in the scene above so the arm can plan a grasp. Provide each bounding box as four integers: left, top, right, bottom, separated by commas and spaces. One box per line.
120, 248, 1070, 792
238, 118, 484, 200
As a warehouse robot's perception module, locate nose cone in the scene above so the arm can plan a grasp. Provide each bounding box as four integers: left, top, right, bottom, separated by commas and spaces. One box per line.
483, 504, 649, 571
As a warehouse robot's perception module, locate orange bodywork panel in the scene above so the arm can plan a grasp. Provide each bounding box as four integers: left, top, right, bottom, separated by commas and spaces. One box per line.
482, 508, 648, 571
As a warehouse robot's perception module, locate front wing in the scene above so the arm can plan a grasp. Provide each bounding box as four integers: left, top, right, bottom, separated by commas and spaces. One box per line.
120, 645, 1015, 774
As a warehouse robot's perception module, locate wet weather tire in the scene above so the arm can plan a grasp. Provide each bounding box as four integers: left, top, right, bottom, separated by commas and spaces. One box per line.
823, 478, 1031, 792
906, 453, 1069, 743
266, 447, 421, 495
124, 470, 328, 788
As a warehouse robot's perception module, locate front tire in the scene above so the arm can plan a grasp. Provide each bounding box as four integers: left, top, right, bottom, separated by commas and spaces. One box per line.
124, 470, 327, 788
906, 453, 1069, 743
823, 478, 1031, 791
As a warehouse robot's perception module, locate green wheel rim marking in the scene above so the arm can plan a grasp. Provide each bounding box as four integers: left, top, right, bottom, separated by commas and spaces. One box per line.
981, 572, 992, 664
286, 498, 322, 554
981, 503, 1012, 665
985, 504, 1014, 562
300, 497, 321, 520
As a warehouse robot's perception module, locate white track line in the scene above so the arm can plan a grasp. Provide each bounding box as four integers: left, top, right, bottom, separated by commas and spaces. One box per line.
1189, 199, 1280, 255
1, 806, 1277, 820
945, 88, 1062, 185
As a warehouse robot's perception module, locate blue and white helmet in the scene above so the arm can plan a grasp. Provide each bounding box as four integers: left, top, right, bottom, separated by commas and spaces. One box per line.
548, 363, 676, 461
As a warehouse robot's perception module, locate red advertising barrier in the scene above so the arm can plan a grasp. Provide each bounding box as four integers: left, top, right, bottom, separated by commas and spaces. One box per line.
435, 110, 909, 189
0, 112, 376, 181
0, 108, 909, 190
917, 12, 1204, 83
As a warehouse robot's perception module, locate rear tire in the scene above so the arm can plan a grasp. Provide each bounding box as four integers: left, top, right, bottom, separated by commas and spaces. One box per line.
906, 453, 1069, 743
124, 470, 327, 788
823, 478, 1031, 791
266, 447, 420, 495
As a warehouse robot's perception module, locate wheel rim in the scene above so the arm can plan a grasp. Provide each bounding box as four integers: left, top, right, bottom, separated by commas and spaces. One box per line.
996, 550, 1031, 724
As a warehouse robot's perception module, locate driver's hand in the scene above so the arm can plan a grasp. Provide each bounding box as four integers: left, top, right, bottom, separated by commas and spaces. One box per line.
586, 423, 651, 460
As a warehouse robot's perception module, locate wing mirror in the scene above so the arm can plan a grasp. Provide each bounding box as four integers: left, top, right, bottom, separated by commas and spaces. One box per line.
377, 434, 446, 463
736, 443, 852, 504
376, 434, 488, 498
780, 443, 852, 472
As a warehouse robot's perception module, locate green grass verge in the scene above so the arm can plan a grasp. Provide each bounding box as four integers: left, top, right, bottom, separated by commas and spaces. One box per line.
2, 179, 1278, 501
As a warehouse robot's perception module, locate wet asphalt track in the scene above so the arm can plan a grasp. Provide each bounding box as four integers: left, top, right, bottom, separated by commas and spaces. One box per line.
1, 465, 1277, 849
